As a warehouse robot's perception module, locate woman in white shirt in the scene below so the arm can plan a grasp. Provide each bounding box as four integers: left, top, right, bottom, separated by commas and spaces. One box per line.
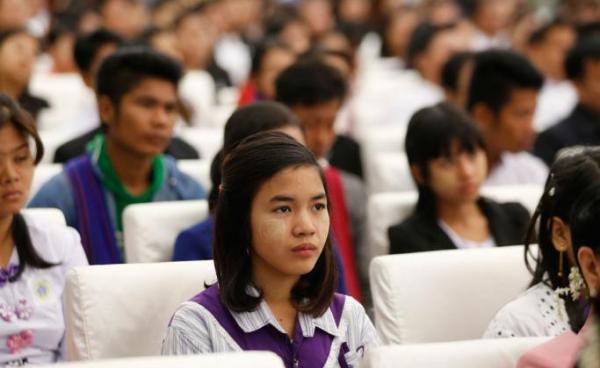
484, 146, 600, 338
0, 94, 88, 365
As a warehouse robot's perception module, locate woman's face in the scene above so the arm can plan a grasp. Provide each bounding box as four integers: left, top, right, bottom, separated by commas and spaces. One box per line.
250, 165, 329, 279
426, 142, 487, 206
0, 33, 38, 88
0, 124, 34, 219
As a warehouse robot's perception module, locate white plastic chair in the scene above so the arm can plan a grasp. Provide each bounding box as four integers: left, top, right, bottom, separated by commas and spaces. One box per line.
177, 127, 223, 162
358, 337, 549, 368
369, 246, 532, 344
177, 159, 212, 192
367, 152, 414, 194
54, 352, 285, 368
64, 260, 216, 360
122, 200, 209, 263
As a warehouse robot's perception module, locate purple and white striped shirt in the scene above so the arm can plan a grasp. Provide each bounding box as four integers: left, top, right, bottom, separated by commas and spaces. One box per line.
161, 285, 380, 367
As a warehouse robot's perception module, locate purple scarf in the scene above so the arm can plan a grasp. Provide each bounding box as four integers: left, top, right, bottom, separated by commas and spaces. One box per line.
65, 155, 122, 264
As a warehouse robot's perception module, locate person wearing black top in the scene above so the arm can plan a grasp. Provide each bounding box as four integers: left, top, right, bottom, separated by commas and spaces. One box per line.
53, 127, 199, 163
388, 102, 530, 254
534, 37, 600, 166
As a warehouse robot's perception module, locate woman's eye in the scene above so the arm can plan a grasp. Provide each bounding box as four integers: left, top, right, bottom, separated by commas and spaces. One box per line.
14, 155, 29, 163
313, 203, 327, 211
274, 206, 291, 213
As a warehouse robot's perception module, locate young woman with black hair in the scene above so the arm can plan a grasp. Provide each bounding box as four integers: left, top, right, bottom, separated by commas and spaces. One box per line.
163, 132, 378, 366
0, 94, 87, 364
388, 102, 530, 255
485, 147, 600, 339
518, 180, 600, 367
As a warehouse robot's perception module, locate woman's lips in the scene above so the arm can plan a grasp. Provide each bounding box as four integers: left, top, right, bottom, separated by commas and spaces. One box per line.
291, 243, 318, 257
2, 191, 22, 201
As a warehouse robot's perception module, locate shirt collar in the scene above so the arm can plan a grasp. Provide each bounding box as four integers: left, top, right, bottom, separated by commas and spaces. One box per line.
229, 286, 340, 338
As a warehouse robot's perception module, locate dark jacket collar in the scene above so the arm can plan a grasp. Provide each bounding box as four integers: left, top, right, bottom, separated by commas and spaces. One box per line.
411, 197, 516, 250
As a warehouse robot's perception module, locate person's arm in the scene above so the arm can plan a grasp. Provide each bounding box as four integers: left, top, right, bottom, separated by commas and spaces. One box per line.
388, 223, 425, 254
161, 304, 214, 355
28, 173, 77, 228
340, 174, 368, 279
343, 296, 381, 366
173, 228, 204, 261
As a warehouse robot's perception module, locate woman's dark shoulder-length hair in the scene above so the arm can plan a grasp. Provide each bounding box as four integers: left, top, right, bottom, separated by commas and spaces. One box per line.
524, 146, 600, 332
0, 93, 56, 282
404, 101, 485, 218
213, 131, 337, 317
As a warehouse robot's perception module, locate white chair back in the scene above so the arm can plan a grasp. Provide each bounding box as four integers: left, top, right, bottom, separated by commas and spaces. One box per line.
30, 163, 63, 201
177, 159, 212, 192
367, 152, 414, 194
53, 352, 285, 368
367, 184, 543, 259
370, 246, 532, 344
177, 127, 223, 162
123, 200, 209, 263
21, 207, 66, 226
358, 337, 549, 368
64, 261, 216, 360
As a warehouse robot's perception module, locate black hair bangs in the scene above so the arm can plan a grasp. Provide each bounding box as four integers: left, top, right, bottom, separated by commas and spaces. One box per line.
405, 102, 484, 168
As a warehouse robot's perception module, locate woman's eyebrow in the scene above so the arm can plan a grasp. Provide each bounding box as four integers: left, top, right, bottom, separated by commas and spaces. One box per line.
270, 195, 295, 203
0, 143, 28, 155
311, 193, 326, 200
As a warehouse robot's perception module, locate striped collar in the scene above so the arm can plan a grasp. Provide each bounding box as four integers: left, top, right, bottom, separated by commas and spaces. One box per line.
229, 287, 340, 338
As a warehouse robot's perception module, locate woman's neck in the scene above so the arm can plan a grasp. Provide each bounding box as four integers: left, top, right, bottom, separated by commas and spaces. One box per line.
0, 215, 14, 267
0, 78, 23, 100
437, 199, 482, 225
252, 262, 299, 337
252, 265, 298, 306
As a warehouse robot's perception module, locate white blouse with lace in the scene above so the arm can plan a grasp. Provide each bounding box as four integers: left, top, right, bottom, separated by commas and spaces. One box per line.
483, 282, 570, 339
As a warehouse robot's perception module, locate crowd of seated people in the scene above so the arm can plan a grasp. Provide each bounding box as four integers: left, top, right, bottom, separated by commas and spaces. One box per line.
4, 0, 600, 367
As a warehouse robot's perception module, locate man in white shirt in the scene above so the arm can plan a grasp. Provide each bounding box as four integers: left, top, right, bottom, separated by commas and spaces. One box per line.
467, 49, 549, 186
524, 19, 578, 131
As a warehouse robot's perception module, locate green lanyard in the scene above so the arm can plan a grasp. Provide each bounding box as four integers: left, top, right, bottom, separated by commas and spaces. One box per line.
87, 134, 165, 233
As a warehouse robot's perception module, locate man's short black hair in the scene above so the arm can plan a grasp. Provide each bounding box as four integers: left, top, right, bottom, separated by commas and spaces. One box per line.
527, 19, 572, 46
467, 49, 543, 114
275, 58, 347, 107
441, 51, 473, 92
565, 37, 600, 81
96, 47, 183, 105
406, 21, 455, 68
74, 28, 123, 73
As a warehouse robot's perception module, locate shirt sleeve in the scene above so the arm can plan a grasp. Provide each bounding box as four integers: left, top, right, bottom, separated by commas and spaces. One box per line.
346, 297, 381, 352
161, 303, 214, 355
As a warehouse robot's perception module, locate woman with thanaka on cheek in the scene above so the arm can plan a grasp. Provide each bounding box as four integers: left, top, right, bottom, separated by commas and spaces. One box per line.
0, 94, 87, 365
162, 132, 379, 367
388, 102, 531, 255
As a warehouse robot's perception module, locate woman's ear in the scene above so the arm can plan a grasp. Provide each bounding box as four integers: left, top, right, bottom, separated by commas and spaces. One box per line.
410, 164, 424, 185
551, 217, 572, 253
578, 246, 600, 297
